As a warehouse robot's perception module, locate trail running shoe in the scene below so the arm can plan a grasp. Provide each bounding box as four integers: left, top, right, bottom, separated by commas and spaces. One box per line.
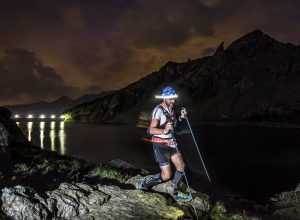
173, 192, 192, 202
135, 181, 148, 190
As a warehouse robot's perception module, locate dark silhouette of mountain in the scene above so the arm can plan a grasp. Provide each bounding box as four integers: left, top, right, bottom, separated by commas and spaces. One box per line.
67, 30, 300, 125
4, 92, 112, 117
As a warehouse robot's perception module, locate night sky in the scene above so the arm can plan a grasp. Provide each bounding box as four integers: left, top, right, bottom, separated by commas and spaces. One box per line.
1, 0, 299, 105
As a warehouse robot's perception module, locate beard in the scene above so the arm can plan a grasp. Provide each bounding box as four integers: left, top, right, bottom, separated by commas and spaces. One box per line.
167, 102, 174, 109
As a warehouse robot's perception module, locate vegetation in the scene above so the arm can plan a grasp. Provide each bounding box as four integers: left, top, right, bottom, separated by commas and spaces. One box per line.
63, 113, 73, 122
13, 152, 131, 184
87, 165, 130, 183
14, 157, 85, 180
209, 201, 259, 220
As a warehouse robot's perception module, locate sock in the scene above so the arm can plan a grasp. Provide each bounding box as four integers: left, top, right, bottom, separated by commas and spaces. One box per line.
173, 170, 184, 195
143, 173, 163, 188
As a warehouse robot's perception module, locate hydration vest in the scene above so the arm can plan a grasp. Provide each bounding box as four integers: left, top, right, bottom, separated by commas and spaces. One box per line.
147, 104, 177, 135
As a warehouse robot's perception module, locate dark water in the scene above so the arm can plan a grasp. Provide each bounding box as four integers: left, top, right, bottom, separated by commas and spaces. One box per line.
17, 121, 300, 204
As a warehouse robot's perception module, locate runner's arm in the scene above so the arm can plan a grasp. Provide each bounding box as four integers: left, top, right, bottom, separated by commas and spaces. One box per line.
149, 119, 172, 135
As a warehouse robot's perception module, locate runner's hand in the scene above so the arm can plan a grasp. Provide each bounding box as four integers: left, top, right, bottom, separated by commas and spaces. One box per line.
164, 122, 174, 134
180, 107, 187, 119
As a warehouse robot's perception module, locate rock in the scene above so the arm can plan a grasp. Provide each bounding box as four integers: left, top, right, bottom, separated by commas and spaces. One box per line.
93, 185, 185, 219
1, 183, 109, 220
272, 206, 300, 220
0, 107, 28, 146
109, 159, 136, 170
1, 182, 186, 219
127, 175, 210, 212
295, 183, 300, 192
269, 190, 300, 219
269, 191, 300, 209
1, 186, 51, 220
0, 122, 8, 147
45, 183, 109, 219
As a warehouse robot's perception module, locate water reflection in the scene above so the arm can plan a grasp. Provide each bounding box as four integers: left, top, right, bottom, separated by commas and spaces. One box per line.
23, 121, 66, 155
50, 122, 55, 151
27, 122, 33, 142
60, 121, 64, 129
59, 122, 66, 155
40, 122, 45, 149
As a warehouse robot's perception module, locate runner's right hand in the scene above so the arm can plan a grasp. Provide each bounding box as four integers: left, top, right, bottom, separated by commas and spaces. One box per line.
164, 122, 174, 133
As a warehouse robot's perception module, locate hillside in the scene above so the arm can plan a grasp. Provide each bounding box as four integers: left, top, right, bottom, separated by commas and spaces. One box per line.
67, 30, 300, 125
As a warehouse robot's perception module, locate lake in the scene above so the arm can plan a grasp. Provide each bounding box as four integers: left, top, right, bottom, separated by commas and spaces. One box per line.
16, 121, 300, 204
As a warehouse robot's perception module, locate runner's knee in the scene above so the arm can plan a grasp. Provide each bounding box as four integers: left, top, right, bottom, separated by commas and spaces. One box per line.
161, 170, 172, 181
176, 160, 185, 172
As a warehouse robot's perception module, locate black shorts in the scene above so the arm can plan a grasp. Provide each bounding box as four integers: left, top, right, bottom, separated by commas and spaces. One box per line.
153, 142, 180, 166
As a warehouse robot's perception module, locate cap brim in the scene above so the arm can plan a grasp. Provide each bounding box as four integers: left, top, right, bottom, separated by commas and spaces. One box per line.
155, 94, 178, 99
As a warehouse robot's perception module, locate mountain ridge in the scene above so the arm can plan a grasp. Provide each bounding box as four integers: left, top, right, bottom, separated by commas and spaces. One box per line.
67, 29, 300, 124
4, 92, 113, 116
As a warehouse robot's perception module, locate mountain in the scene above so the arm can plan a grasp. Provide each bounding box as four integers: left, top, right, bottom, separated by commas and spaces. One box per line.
4, 92, 112, 117
67, 30, 300, 125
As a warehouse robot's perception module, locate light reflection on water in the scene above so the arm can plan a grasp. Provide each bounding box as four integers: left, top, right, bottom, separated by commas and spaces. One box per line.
40, 122, 45, 149
27, 122, 33, 142
50, 122, 55, 151
59, 122, 66, 155
17, 121, 66, 155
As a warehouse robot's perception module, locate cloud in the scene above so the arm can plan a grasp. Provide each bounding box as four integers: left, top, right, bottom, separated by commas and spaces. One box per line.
198, 0, 220, 8
0, 0, 299, 105
0, 47, 101, 105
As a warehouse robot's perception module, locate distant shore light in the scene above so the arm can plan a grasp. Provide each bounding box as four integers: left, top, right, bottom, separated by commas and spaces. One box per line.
51, 115, 56, 119
40, 114, 46, 119
27, 114, 33, 119
14, 114, 20, 118
60, 115, 65, 119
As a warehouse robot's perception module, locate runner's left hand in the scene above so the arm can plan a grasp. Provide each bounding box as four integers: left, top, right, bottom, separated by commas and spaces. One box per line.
180, 107, 187, 118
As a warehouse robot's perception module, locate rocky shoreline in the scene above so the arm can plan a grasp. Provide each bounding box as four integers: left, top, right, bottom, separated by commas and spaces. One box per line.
1, 107, 299, 219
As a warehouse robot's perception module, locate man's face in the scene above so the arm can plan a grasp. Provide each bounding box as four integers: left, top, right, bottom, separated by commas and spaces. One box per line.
164, 98, 175, 108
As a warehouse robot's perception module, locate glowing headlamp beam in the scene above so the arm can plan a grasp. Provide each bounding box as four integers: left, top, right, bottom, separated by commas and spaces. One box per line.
155, 95, 178, 99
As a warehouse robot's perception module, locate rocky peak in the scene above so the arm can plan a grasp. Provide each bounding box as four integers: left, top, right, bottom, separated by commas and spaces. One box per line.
226, 29, 281, 59
52, 95, 73, 104
213, 42, 225, 56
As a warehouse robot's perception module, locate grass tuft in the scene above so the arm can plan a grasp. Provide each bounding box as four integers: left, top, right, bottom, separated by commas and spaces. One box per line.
209, 201, 259, 220
87, 165, 130, 183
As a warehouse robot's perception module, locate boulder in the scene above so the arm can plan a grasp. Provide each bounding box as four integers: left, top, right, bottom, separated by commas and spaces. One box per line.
0, 107, 28, 146
92, 185, 185, 219
2, 186, 51, 220
269, 190, 300, 219
45, 183, 109, 219
127, 175, 211, 212
295, 183, 300, 192
1, 182, 186, 219
0, 122, 8, 147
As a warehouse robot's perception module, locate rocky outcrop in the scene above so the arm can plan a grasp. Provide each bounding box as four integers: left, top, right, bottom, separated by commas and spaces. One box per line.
66, 30, 300, 125
127, 175, 211, 212
1, 182, 187, 220
0, 123, 8, 148
296, 183, 300, 192
269, 188, 300, 219
0, 107, 28, 146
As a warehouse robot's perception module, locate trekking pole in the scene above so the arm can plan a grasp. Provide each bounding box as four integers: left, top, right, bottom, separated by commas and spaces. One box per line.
173, 145, 199, 220
182, 172, 199, 220
184, 114, 211, 183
